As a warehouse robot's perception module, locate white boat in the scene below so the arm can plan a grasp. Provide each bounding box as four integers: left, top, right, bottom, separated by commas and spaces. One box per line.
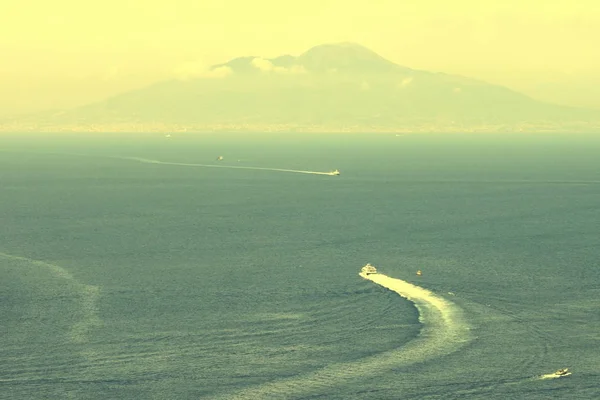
216, 156, 224, 161
361, 263, 377, 275
553, 368, 571, 377
329, 169, 340, 176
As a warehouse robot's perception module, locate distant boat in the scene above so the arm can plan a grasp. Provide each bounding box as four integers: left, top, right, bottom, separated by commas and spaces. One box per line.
216, 156, 224, 161
416, 270, 422, 276
361, 263, 377, 275
329, 169, 340, 176
553, 368, 571, 377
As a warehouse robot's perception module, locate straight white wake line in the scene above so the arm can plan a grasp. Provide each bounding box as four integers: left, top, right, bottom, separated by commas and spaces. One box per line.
214, 272, 472, 400
116, 156, 338, 176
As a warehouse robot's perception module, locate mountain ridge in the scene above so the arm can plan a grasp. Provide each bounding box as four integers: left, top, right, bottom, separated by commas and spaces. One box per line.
2, 42, 599, 133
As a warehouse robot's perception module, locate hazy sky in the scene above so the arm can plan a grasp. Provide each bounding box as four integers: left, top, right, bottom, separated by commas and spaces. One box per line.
2, 0, 599, 115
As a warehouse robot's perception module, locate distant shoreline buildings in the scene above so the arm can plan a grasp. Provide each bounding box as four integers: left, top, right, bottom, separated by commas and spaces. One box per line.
2, 121, 599, 134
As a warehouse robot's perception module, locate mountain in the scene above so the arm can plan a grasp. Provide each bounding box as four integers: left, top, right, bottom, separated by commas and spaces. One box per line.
3, 42, 599, 133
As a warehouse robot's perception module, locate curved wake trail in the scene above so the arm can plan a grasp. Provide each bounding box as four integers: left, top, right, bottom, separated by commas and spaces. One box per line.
0, 252, 101, 344
113, 156, 338, 176
215, 272, 472, 399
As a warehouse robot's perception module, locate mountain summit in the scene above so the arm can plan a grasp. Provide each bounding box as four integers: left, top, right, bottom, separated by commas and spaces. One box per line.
295, 42, 408, 73
213, 42, 406, 75
3, 43, 599, 133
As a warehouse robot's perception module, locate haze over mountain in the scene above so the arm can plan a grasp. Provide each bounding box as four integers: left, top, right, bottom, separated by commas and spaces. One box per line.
4, 43, 599, 133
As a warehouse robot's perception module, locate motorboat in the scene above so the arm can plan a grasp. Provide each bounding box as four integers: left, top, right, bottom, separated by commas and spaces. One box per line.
329, 169, 340, 176
216, 156, 224, 161
361, 263, 377, 275
553, 368, 571, 377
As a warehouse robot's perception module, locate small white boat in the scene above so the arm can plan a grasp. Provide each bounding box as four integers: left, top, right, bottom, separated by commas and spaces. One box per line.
329, 169, 340, 176
361, 263, 377, 275
553, 368, 571, 377
216, 156, 224, 161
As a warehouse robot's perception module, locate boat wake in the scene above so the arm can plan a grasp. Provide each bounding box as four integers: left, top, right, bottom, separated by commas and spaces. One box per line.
0, 251, 101, 345
357, 271, 473, 366
538, 372, 572, 380
115, 156, 339, 176
213, 272, 472, 399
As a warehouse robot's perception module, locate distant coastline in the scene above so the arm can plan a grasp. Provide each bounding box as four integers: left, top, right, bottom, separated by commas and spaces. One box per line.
2, 121, 599, 134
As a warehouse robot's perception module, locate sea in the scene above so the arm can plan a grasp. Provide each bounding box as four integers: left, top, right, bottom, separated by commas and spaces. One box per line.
1, 132, 599, 399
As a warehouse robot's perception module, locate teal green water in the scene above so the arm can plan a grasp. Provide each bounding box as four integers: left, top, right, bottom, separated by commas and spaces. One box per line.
1, 133, 599, 399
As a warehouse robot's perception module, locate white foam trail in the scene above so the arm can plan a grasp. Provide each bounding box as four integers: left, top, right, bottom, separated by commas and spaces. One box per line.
0, 252, 101, 344
113, 156, 338, 176
213, 272, 472, 399
538, 372, 571, 380
360, 272, 459, 326
0, 150, 339, 176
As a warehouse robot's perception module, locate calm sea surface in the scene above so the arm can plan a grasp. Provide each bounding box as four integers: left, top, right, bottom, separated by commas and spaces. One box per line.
1, 133, 599, 399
